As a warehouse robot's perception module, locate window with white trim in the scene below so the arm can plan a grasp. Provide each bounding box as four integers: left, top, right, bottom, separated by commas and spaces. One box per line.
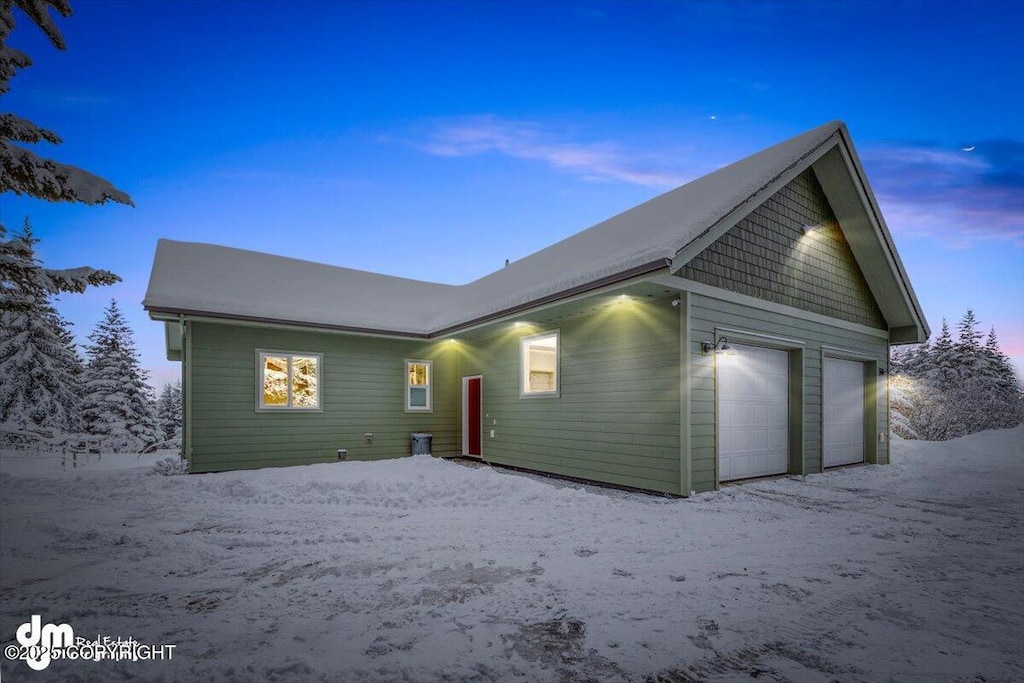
520, 330, 559, 397
406, 359, 432, 412
257, 351, 322, 410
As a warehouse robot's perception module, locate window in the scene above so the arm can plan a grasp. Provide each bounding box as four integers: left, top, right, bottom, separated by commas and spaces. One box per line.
406, 360, 432, 412
520, 330, 559, 397
257, 351, 322, 410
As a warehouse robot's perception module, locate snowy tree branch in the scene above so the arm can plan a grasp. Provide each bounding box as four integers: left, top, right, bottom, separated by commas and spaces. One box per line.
0, 45, 31, 94
1, 140, 134, 205
1, 0, 133, 206
1, 226, 121, 307
0, 113, 61, 144
1, 0, 72, 51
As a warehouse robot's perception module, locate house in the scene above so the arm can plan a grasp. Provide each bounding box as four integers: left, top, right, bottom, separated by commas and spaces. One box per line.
143, 121, 929, 495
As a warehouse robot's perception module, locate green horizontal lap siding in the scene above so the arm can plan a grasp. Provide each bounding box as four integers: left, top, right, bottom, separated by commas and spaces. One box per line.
687, 292, 888, 493
187, 322, 459, 472
680, 168, 886, 329
459, 300, 681, 494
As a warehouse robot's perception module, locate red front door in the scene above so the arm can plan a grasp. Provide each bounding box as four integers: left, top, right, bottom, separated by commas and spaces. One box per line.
467, 377, 482, 456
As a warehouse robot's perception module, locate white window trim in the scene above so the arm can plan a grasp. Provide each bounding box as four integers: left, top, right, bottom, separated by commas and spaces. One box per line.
519, 329, 560, 399
255, 349, 324, 412
405, 359, 433, 413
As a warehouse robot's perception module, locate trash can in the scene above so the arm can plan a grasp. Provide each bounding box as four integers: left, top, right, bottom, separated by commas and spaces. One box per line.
411, 432, 433, 455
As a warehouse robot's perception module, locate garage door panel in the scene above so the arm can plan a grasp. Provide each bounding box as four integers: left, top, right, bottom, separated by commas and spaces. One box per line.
766, 427, 787, 450
718, 343, 790, 482
824, 357, 865, 467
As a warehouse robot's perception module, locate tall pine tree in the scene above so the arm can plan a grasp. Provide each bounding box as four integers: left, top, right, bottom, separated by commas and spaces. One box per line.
81, 299, 157, 452
155, 380, 182, 446
0, 219, 100, 436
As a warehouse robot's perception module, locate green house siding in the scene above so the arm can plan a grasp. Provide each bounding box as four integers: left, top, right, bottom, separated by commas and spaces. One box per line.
685, 290, 889, 494
680, 168, 886, 329
457, 299, 682, 494
181, 287, 888, 494
185, 321, 459, 472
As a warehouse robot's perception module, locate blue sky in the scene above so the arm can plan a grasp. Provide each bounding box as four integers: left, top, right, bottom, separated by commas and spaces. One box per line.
3, 0, 1022, 387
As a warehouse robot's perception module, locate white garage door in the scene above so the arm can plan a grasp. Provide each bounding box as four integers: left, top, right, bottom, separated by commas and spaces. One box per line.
717, 344, 790, 482
823, 358, 865, 467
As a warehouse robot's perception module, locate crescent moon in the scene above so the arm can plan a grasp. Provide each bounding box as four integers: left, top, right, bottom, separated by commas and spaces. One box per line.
962, 145, 975, 152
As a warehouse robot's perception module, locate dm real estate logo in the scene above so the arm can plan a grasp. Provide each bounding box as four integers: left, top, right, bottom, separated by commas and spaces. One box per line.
5, 615, 176, 671
7, 615, 74, 671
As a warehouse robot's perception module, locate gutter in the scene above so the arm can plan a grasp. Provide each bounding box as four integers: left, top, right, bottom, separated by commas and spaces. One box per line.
144, 307, 433, 340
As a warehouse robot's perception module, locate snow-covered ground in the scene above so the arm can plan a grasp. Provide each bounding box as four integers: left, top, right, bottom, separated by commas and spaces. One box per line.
1, 429, 1022, 682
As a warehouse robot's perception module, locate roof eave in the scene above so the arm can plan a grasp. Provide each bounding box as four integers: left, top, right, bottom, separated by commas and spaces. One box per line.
831, 124, 930, 341
143, 258, 673, 341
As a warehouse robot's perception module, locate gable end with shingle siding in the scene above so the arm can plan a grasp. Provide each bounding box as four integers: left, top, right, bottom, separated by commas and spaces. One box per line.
679, 168, 887, 329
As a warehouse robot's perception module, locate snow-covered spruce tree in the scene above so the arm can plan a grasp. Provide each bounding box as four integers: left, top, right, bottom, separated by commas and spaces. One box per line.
947, 309, 991, 435
887, 371, 921, 440
905, 319, 960, 440
155, 380, 182, 446
0, 219, 112, 437
81, 300, 157, 452
889, 311, 1023, 440
52, 307, 84, 430
1, 0, 132, 205
978, 326, 1024, 429
0, 289, 85, 433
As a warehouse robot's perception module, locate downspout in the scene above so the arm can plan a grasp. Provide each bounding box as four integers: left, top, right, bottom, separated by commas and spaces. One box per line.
179, 314, 191, 465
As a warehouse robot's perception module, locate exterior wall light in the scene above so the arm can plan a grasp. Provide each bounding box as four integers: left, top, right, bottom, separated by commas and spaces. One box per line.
801, 224, 818, 235
702, 336, 736, 356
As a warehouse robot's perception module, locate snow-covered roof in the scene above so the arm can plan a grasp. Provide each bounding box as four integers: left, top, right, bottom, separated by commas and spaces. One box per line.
146, 121, 910, 336
145, 242, 457, 335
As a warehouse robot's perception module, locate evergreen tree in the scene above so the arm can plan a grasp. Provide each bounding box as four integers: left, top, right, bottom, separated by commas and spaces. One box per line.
0, 293, 84, 432
0, 219, 102, 436
81, 300, 157, 452
929, 319, 956, 381
956, 309, 984, 354
1, 221, 120, 305
53, 307, 84, 430
155, 380, 182, 445
1, 0, 131, 205
954, 308, 985, 378
889, 310, 1023, 440
887, 373, 920, 440
977, 326, 1024, 428
984, 327, 1018, 390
